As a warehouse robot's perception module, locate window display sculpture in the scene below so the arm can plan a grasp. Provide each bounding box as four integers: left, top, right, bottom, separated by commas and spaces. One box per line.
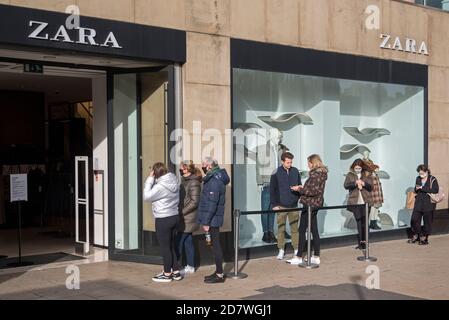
340, 144, 371, 156
258, 112, 314, 129
343, 127, 391, 138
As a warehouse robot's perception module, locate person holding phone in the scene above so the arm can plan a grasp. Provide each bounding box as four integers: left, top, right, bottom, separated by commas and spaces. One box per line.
198, 157, 230, 284
408, 164, 439, 245
344, 159, 373, 250
270, 152, 302, 260
287, 154, 328, 265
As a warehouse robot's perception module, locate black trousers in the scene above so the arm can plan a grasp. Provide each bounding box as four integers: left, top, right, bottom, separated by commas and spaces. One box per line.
298, 208, 320, 257
352, 205, 370, 244
411, 210, 434, 238
209, 227, 224, 274
155, 215, 180, 273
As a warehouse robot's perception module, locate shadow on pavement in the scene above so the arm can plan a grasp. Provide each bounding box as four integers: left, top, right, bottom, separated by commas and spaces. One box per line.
0, 278, 177, 300
242, 283, 424, 300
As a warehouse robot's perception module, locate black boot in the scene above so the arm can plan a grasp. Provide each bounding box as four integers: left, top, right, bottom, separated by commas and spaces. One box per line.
370, 220, 381, 230
262, 232, 270, 243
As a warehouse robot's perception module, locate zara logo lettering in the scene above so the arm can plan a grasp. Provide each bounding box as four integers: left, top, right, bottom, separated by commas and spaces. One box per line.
379, 34, 428, 55
28, 20, 123, 49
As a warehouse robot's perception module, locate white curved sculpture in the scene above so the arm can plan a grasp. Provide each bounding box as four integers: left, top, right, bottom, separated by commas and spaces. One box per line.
258, 113, 314, 126
340, 144, 371, 155
343, 127, 391, 138
377, 171, 390, 179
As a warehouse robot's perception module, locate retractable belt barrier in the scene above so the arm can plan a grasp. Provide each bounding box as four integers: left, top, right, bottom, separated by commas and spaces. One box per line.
227, 203, 377, 280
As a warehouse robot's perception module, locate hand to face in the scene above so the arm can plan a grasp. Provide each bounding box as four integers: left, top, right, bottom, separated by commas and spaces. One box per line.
149, 170, 154, 178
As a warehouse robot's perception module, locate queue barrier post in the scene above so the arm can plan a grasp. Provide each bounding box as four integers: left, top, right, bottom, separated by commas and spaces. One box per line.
357, 203, 378, 262
299, 206, 319, 269
226, 209, 248, 280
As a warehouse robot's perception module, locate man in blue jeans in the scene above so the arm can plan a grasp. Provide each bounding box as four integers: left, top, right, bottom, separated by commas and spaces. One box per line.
261, 184, 276, 243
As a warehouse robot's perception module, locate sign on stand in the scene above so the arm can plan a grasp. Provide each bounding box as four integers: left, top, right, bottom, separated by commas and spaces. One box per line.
8, 174, 33, 267
10, 174, 28, 202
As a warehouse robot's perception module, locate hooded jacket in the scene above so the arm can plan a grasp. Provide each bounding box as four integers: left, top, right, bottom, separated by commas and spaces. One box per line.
143, 172, 180, 219
179, 173, 202, 233
198, 167, 230, 228
299, 166, 328, 208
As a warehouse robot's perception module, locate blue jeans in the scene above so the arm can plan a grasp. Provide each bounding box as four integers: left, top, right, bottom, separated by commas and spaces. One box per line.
261, 185, 275, 233
175, 232, 195, 267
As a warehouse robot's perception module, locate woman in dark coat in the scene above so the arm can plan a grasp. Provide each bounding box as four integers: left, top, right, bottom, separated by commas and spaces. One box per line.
176, 161, 202, 274
408, 164, 439, 245
344, 159, 373, 250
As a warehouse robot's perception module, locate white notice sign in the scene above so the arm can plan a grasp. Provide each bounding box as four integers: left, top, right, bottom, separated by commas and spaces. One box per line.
10, 174, 28, 202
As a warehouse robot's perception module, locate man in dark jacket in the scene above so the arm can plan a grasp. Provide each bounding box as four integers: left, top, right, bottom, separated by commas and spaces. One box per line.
198, 157, 230, 284
270, 152, 302, 260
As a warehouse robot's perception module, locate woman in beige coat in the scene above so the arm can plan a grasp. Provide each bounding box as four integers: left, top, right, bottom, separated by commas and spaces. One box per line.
344, 159, 373, 250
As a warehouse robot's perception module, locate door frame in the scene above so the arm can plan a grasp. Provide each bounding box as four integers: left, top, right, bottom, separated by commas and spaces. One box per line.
107, 65, 177, 265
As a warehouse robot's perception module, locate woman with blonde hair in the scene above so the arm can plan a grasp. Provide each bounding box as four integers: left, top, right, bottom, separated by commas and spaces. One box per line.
176, 160, 202, 275
286, 154, 328, 265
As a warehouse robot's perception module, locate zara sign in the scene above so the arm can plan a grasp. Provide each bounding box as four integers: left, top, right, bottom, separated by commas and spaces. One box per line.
379, 33, 429, 55
28, 20, 123, 49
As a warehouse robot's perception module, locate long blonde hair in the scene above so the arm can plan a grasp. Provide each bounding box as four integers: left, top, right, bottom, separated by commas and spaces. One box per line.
307, 154, 324, 169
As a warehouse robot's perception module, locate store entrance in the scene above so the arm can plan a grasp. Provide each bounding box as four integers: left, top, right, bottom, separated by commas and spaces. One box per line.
0, 62, 102, 267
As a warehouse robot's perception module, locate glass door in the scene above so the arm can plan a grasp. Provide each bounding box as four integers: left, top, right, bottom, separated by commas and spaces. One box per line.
109, 66, 175, 262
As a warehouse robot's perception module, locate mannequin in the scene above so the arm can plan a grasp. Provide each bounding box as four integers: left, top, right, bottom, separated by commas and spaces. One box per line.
256, 128, 288, 243
256, 129, 287, 184
362, 150, 371, 162
362, 154, 383, 230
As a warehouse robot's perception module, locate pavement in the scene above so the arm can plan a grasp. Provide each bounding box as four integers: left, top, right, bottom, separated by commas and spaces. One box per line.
0, 234, 448, 300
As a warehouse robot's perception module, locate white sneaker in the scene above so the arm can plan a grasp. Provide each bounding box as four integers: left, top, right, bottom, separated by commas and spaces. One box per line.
276, 249, 285, 260
183, 265, 195, 275
286, 256, 303, 265
311, 256, 321, 265
294, 250, 298, 256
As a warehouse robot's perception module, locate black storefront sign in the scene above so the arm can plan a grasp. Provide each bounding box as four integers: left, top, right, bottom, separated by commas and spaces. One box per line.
231, 38, 428, 88
0, 4, 186, 63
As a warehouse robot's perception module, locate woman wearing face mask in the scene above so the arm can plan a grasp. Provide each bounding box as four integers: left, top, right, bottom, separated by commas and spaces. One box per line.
176, 161, 202, 275
408, 165, 439, 245
344, 159, 373, 250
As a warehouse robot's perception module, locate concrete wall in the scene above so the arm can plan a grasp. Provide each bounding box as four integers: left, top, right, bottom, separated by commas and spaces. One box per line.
4, 0, 448, 218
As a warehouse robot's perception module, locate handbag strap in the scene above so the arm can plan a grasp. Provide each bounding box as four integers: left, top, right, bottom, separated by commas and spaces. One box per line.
429, 176, 436, 189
